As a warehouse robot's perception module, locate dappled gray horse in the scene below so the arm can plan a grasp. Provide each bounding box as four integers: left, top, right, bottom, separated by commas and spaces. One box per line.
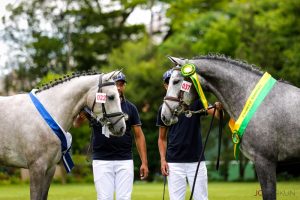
0, 71, 126, 200
161, 55, 300, 200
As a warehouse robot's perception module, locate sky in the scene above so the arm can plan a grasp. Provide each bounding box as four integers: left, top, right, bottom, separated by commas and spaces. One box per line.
0, 0, 12, 17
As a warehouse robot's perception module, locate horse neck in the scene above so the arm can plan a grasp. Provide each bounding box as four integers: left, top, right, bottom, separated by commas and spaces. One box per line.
35, 75, 99, 130
194, 59, 263, 119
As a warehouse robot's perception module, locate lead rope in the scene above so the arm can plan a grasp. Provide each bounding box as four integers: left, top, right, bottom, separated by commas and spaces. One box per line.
162, 175, 167, 200
189, 106, 223, 200
216, 109, 223, 170
82, 107, 97, 162
162, 139, 168, 200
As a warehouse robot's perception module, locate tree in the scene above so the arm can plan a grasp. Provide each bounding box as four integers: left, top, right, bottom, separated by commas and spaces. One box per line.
2, 0, 147, 91
235, 0, 300, 86
156, 0, 300, 180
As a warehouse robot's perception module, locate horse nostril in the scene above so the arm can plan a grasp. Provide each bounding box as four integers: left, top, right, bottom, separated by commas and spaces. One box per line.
120, 127, 124, 134
162, 115, 166, 122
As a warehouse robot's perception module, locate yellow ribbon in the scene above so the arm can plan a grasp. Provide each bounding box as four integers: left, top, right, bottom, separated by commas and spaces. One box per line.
230, 73, 273, 132
229, 72, 276, 159
191, 73, 209, 109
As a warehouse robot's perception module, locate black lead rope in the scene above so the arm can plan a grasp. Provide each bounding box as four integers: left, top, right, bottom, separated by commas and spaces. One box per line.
82, 106, 98, 162
189, 106, 223, 200
189, 106, 216, 200
162, 175, 167, 200
216, 110, 223, 170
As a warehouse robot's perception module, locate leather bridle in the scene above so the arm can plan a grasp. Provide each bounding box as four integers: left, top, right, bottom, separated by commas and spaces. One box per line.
163, 68, 189, 117
90, 74, 127, 128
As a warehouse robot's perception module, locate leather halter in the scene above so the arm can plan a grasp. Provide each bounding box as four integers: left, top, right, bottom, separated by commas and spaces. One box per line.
90, 74, 126, 128
163, 68, 189, 116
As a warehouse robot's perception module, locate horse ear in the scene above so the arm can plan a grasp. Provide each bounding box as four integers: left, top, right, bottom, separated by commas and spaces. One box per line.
167, 56, 184, 66
106, 71, 119, 80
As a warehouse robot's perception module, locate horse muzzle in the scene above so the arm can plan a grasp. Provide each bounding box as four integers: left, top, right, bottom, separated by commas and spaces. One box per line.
161, 114, 178, 126
102, 112, 128, 137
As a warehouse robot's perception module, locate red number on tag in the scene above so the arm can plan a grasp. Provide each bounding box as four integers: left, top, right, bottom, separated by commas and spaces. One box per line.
97, 95, 106, 101
181, 81, 192, 92
182, 83, 191, 91
96, 93, 107, 103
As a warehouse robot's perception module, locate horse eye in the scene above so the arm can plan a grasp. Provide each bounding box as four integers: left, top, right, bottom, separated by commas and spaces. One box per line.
173, 79, 180, 85
108, 95, 115, 100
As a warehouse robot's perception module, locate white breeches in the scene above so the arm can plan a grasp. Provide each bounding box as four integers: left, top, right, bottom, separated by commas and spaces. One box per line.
93, 160, 134, 200
168, 162, 208, 200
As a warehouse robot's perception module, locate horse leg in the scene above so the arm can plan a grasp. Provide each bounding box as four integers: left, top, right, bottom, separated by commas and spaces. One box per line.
29, 164, 46, 200
41, 165, 56, 200
29, 163, 55, 200
254, 155, 277, 200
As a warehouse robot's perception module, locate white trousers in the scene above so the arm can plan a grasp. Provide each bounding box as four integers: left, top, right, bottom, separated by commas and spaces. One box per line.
168, 162, 208, 200
93, 160, 134, 200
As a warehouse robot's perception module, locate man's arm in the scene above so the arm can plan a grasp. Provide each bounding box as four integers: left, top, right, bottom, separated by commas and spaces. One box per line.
73, 111, 86, 128
158, 126, 169, 176
132, 125, 149, 180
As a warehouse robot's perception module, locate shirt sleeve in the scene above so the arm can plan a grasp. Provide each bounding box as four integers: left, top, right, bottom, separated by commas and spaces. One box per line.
129, 103, 142, 126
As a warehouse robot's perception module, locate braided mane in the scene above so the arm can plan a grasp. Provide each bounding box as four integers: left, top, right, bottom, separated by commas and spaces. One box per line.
193, 54, 264, 75
193, 54, 291, 83
36, 70, 100, 93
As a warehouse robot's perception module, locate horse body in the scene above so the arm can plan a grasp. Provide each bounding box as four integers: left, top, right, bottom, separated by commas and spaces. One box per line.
162, 56, 300, 200
0, 71, 126, 200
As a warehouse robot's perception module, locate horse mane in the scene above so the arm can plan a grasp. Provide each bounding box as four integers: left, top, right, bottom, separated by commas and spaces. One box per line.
193, 54, 292, 84
36, 70, 100, 93
193, 54, 264, 75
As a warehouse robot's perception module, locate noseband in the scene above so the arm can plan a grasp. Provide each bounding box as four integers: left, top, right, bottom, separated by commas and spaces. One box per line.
90, 74, 127, 128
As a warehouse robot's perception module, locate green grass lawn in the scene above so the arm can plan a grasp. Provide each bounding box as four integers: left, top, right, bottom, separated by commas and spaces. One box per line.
0, 181, 299, 200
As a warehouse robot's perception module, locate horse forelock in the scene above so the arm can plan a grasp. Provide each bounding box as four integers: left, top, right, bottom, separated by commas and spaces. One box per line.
192, 54, 264, 76
36, 71, 101, 93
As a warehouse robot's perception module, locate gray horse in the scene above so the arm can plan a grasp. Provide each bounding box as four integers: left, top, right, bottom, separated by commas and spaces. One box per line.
0, 71, 126, 200
161, 55, 300, 200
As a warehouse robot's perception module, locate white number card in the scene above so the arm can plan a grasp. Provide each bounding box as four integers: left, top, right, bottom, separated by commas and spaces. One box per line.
180, 81, 192, 92
96, 93, 107, 103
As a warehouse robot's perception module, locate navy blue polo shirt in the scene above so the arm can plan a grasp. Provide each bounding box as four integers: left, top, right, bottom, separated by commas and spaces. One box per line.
92, 99, 141, 160
156, 100, 206, 163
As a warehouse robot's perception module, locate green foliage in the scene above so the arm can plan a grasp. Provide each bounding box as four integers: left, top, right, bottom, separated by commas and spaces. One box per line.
159, 0, 300, 87
36, 72, 66, 87
233, 0, 300, 85
2, 0, 300, 181
104, 36, 169, 130
69, 123, 92, 155
3, 0, 147, 91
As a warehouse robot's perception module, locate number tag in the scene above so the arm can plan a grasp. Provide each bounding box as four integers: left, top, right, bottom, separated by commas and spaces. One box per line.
180, 81, 192, 92
96, 93, 107, 103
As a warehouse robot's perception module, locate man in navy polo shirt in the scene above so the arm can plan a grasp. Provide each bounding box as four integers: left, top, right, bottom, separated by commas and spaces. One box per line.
74, 72, 148, 200
157, 69, 222, 200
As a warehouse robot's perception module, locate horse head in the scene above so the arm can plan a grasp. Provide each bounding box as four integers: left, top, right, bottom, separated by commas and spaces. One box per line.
86, 71, 126, 136
161, 57, 199, 126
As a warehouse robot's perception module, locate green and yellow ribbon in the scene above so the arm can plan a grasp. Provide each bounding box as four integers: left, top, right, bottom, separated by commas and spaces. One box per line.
181, 63, 209, 109
229, 72, 276, 160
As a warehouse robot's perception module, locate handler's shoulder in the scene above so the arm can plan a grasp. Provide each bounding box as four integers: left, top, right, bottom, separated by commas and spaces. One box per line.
124, 99, 137, 109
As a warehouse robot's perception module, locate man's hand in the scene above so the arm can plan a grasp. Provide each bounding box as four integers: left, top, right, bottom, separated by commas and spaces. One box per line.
207, 102, 224, 118
140, 163, 149, 180
214, 102, 223, 111
160, 160, 169, 176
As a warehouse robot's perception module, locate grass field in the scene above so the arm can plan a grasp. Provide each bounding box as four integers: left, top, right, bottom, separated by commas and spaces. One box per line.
0, 181, 299, 200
